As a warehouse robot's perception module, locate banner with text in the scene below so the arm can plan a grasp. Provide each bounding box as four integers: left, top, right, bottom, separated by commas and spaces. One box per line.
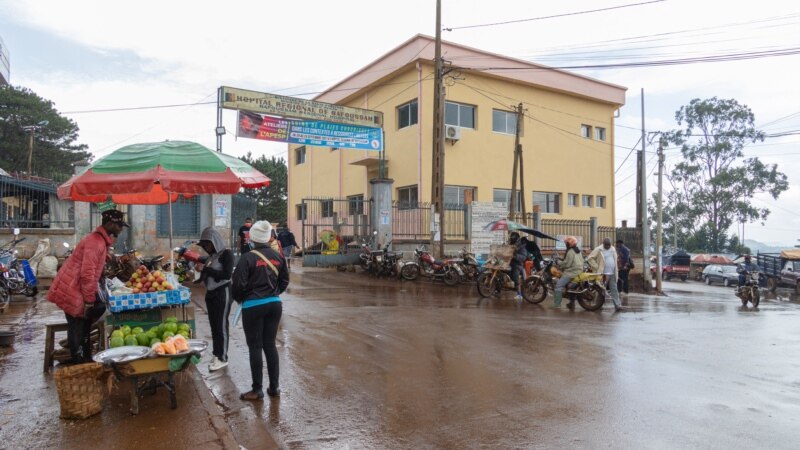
238, 111, 383, 151
222, 86, 383, 128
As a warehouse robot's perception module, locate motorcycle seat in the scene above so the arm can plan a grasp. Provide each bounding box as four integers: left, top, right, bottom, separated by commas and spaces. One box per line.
571, 272, 603, 283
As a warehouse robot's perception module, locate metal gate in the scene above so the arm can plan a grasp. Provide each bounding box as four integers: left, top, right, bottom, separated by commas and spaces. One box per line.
300, 197, 372, 255
230, 194, 257, 251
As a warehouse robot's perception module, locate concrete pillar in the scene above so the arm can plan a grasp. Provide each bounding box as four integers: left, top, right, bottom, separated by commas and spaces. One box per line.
370, 178, 394, 249
590, 216, 598, 249
532, 210, 542, 244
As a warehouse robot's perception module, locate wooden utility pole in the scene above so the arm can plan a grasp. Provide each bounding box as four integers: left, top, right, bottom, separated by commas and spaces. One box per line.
655, 136, 665, 293
640, 88, 651, 286
509, 103, 526, 220
430, 0, 446, 258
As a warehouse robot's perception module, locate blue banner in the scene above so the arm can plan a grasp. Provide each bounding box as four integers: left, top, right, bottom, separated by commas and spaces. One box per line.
238, 111, 383, 151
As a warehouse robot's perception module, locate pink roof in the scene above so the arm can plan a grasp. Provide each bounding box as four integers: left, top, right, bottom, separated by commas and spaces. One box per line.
315, 34, 626, 106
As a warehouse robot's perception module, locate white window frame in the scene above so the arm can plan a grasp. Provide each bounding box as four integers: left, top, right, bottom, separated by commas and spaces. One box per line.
397, 185, 418, 209
582, 195, 593, 207
594, 127, 606, 141
568, 193, 578, 207
397, 99, 419, 129
492, 109, 517, 135
445, 101, 476, 129
580, 124, 592, 139
597, 196, 606, 208
444, 185, 476, 209
296, 204, 307, 221
493, 189, 522, 212
348, 194, 365, 215
533, 191, 561, 214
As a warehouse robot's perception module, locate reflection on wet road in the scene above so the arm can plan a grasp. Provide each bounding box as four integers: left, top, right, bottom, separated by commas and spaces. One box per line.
200, 269, 800, 449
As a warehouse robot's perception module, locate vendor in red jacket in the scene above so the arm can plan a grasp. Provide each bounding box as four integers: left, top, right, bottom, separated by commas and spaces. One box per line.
49, 209, 129, 363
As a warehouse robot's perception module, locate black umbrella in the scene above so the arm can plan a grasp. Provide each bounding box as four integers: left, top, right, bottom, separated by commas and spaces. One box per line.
518, 227, 559, 241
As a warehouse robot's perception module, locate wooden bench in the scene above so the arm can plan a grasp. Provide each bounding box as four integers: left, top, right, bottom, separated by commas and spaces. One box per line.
44, 321, 106, 373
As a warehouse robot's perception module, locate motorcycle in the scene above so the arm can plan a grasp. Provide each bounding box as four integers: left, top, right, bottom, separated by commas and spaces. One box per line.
476, 256, 517, 297
162, 241, 205, 283
404, 246, 462, 285
735, 271, 761, 307
456, 248, 482, 282
0, 229, 38, 298
522, 254, 606, 311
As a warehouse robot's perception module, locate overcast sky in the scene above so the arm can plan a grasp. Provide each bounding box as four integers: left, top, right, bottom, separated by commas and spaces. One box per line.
2, 0, 798, 246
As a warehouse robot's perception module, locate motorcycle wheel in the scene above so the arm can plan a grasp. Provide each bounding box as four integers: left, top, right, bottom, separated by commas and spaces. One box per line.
0, 284, 10, 311
443, 268, 460, 286
477, 272, 497, 298
577, 285, 605, 311
751, 288, 760, 307
23, 286, 38, 298
522, 277, 548, 304
400, 264, 420, 281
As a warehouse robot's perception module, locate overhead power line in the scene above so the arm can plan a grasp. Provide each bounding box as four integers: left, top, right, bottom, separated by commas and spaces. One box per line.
444, 0, 666, 31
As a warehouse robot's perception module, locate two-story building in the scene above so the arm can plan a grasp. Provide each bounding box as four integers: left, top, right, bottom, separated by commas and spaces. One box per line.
287, 35, 626, 245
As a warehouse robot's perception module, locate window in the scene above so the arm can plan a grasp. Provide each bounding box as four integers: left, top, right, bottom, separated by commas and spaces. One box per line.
533, 191, 561, 214
296, 204, 307, 220
295, 146, 306, 165
594, 127, 606, 141
348, 195, 364, 215
568, 193, 578, 207
445, 101, 475, 129
493, 189, 522, 212
597, 196, 606, 208
397, 185, 418, 209
581, 124, 592, 138
321, 199, 334, 218
492, 110, 517, 135
582, 195, 593, 207
158, 196, 199, 237
397, 99, 418, 129
444, 185, 476, 209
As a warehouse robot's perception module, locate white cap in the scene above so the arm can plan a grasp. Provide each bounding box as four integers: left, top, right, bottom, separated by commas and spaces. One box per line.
249, 220, 273, 244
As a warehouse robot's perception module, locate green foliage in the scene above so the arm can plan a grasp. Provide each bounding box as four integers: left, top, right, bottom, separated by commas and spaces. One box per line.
0, 85, 90, 178
239, 152, 287, 224
661, 97, 788, 253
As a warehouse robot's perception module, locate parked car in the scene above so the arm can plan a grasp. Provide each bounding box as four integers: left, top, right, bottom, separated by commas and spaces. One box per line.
702, 264, 739, 286
651, 250, 691, 281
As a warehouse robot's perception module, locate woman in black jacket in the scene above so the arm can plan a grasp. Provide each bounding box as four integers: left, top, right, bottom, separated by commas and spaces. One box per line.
196, 227, 234, 371
232, 220, 290, 400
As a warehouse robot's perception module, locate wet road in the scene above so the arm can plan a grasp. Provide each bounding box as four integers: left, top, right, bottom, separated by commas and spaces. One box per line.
199, 269, 800, 449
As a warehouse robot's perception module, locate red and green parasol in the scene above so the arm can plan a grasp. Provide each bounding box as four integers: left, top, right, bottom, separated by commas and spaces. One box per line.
57, 140, 270, 204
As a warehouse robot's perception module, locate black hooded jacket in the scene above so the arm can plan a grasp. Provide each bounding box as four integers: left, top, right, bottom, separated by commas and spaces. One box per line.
231, 243, 290, 302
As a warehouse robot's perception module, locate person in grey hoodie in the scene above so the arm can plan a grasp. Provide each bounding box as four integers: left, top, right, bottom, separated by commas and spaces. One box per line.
195, 227, 234, 371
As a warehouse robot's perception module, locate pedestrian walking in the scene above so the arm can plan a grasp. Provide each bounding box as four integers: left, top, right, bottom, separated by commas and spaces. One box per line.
238, 218, 253, 255
48, 209, 128, 363
508, 232, 527, 301
277, 225, 298, 267
587, 238, 623, 311
232, 220, 290, 400
195, 227, 234, 371
616, 240, 632, 294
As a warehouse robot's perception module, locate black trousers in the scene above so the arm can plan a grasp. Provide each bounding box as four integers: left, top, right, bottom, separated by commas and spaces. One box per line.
205, 285, 232, 361
242, 301, 282, 392
618, 269, 630, 293
65, 302, 106, 362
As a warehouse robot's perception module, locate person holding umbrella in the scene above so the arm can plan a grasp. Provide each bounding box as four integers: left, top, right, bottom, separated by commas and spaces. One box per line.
232, 220, 289, 400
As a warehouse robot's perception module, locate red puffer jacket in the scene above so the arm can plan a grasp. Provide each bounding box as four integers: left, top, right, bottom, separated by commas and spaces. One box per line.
48, 226, 113, 318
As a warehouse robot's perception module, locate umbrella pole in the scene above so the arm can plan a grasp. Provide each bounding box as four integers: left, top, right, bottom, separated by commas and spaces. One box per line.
168, 191, 175, 274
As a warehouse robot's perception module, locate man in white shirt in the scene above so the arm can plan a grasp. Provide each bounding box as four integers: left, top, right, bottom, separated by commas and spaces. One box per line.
587, 237, 623, 312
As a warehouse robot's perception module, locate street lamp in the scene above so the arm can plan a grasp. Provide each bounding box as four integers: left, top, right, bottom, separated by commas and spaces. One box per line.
21, 120, 48, 175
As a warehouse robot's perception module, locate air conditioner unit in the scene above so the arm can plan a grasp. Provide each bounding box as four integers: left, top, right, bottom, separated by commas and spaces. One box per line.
445, 125, 461, 141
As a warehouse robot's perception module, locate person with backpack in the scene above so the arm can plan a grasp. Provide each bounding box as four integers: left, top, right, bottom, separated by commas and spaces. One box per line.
616, 240, 633, 294
232, 220, 290, 400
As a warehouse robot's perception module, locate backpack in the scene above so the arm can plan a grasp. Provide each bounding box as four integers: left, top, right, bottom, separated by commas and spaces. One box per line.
627, 257, 635, 269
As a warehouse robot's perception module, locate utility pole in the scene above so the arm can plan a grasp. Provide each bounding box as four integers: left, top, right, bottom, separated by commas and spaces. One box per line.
655, 136, 665, 293
509, 103, 524, 219
430, 0, 446, 258
22, 120, 48, 175
640, 89, 651, 288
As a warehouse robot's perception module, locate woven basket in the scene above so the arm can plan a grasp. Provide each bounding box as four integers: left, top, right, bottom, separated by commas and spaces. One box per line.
53, 362, 109, 419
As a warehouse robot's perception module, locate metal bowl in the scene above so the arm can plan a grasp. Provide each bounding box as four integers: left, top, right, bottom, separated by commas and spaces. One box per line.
93, 346, 152, 364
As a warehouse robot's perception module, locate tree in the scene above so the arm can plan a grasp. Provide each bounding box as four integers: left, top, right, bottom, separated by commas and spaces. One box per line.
662, 97, 788, 252
239, 152, 287, 225
0, 85, 90, 180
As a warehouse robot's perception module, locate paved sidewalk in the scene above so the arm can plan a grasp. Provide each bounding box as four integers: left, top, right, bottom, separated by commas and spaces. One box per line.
0, 295, 239, 450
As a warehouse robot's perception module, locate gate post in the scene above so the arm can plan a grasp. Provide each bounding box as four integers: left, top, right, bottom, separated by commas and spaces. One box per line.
590, 216, 598, 249
370, 178, 394, 249
533, 210, 542, 244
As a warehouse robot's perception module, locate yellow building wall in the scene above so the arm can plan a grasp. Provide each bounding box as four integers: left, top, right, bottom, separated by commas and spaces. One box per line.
288, 63, 619, 229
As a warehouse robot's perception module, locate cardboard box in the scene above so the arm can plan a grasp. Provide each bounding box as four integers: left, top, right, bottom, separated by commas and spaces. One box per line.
108, 286, 191, 313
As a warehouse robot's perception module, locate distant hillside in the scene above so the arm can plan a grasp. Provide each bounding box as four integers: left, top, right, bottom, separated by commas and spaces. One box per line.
745, 239, 794, 254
